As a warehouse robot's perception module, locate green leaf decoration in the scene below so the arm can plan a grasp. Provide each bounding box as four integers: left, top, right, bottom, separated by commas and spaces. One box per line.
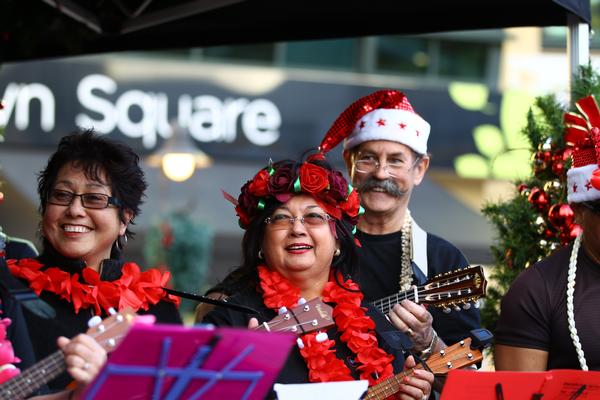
448, 82, 489, 111
473, 124, 505, 159
454, 154, 490, 178
490, 151, 531, 180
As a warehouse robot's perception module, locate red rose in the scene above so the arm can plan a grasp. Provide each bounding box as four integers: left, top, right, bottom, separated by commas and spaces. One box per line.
268, 165, 294, 195
248, 169, 270, 197
328, 170, 349, 201
299, 163, 329, 194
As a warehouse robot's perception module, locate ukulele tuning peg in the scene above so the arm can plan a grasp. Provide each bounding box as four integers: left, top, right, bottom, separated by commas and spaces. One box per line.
474, 300, 480, 309
297, 298, 307, 305
453, 305, 461, 312
442, 307, 452, 314
87, 315, 102, 328
296, 338, 305, 349
463, 303, 471, 310
278, 306, 288, 315
108, 307, 117, 315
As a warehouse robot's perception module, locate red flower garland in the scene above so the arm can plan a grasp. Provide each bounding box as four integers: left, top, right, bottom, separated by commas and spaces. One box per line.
257, 265, 394, 386
7, 258, 180, 315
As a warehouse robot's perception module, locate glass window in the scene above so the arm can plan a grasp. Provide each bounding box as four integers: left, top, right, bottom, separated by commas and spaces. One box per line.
376, 36, 429, 75
439, 41, 488, 79
203, 44, 275, 63
284, 39, 358, 70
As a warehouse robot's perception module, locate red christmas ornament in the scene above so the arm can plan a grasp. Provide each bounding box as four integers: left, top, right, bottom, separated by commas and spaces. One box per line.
0, 192, 3, 204
551, 161, 565, 176
543, 228, 554, 239
528, 188, 549, 210
548, 203, 574, 228
517, 183, 529, 194
570, 224, 583, 239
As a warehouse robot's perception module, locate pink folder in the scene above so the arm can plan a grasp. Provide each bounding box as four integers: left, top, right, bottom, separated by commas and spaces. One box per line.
82, 323, 295, 400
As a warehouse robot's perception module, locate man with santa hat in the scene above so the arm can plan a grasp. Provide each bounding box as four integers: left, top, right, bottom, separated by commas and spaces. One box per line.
319, 89, 481, 361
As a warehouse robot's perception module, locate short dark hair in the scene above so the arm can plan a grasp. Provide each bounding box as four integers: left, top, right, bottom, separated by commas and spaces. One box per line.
38, 129, 147, 245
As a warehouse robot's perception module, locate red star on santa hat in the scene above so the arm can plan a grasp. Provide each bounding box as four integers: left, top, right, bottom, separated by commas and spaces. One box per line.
586, 180, 593, 191
377, 119, 386, 126
416, 130, 420, 137
359, 121, 366, 129
399, 122, 406, 129
573, 184, 578, 193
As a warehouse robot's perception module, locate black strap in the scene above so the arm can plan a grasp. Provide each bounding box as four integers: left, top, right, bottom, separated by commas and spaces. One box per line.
162, 287, 259, 315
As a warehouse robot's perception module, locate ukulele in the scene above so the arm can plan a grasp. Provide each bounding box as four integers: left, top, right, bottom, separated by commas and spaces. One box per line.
365, 335, 486, 400
371, 266, 487, 315
253, 297, 334, 335
0, 308, 139, 400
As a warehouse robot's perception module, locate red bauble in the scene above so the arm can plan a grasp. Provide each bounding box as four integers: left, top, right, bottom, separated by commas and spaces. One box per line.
0, 192, 3, 204
570, 224, 583, 239
528, 188, 549, 210
551, 161, 565, 176
517, 183, 529, 194
547, 204, 574, 229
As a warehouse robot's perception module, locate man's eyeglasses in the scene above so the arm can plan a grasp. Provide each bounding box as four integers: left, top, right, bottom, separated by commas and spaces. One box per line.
354, 156, 421, 178
265, 212, 333, 229
581, 201, 600, 215
47, 189, 121, 209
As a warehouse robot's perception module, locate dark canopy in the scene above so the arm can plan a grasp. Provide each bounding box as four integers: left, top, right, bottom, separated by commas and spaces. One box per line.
0, 0, 591, 63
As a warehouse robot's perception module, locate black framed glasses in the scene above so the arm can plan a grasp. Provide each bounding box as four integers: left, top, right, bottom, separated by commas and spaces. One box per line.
265, 212, 333, 229
581, 201, 600, 215
47, 189, 121, 209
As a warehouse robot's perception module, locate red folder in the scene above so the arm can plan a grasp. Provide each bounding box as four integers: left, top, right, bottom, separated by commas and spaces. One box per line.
441, 369, 600, 400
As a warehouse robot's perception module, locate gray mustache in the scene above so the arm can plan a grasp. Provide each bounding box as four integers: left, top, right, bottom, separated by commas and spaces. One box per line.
357, 177, 407, 197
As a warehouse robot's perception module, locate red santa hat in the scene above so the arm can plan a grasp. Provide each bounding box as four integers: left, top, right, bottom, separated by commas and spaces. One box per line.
564, 95, 600, 203
320, 89, 430, 155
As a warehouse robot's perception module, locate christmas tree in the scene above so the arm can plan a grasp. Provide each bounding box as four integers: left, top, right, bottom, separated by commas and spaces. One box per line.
481, 65, 600, 332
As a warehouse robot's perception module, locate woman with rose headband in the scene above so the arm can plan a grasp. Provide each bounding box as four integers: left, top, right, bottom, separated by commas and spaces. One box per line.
204, 153, 434, 399
6, 130, 182, 392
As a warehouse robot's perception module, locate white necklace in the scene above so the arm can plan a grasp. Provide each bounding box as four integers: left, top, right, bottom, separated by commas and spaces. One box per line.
399, 210, 413, 291
567, 233, 588, 371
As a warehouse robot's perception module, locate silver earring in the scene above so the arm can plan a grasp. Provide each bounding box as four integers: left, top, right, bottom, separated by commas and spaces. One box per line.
334, 248, 341, 257
258, 249, 264, 259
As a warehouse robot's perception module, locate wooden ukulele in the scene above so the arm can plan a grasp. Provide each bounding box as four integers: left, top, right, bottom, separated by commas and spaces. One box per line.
254, 297, 334, 335
0, 308, 139, 400
371, 265, 487, 314
365, 335, 486, 400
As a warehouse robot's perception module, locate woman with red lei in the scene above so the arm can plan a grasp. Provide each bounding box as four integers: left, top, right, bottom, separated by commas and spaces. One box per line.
6, 130, 182, 392
204, 153, 433, 399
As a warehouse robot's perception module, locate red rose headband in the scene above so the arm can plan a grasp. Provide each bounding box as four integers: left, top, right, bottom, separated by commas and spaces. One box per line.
564, 95, 600, 203
223, 154, 363, 230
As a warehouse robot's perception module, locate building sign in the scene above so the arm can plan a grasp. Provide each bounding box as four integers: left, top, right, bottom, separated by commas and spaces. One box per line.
0, 57, 507, 169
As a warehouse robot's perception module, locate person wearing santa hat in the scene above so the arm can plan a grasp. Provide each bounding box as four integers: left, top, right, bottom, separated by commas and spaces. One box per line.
319, 89, 481, 366
495, 95, 600, 371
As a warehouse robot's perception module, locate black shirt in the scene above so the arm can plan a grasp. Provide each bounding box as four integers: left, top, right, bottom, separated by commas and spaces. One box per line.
355, 230, 481, 346
204, 286, 408, 386
495, 244, 600, 370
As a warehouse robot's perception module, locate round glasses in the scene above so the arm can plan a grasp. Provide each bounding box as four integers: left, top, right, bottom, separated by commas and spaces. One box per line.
265, 212, 333, 229
354, 157, 421, 178
47, 189, 121, 209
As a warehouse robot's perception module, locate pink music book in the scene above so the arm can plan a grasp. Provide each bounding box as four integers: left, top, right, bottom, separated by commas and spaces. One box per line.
81, 323, 295, 400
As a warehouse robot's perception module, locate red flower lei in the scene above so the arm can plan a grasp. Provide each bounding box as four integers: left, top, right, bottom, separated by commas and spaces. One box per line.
257, 265, 394, 386
7, 258, 180, 315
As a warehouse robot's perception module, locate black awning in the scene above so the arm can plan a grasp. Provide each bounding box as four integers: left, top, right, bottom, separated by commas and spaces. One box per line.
0, 0, 591, 63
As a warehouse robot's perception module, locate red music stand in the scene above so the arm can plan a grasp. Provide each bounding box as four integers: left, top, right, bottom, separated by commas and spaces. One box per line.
81, 323, 295, 400
441, 369, 600, 400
